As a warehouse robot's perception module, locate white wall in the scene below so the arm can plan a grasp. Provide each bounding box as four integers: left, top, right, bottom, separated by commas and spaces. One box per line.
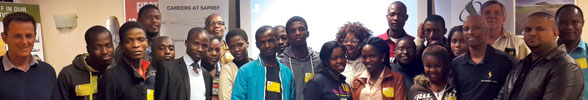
18, 0, 124, 74
241, 0, 424, 58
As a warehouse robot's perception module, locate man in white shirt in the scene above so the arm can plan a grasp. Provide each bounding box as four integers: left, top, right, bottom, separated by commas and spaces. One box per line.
155, 27, 213, 100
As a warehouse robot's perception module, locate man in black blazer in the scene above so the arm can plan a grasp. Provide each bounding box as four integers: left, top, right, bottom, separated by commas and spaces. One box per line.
155, 27, 213, 100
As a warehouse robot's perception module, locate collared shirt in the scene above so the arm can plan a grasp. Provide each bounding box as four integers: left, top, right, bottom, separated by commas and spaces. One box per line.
183, 56, 206, 100
562, 39, 588, 100
452, 45, 514, 100
491, 30, 531, 60
358, 70, 385, 100
376, 29, 415, 58
3, 55, 39, 72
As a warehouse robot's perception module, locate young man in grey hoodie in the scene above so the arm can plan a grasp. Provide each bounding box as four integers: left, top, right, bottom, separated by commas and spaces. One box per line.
57, 25, 114, 100
279, 16, 322, 100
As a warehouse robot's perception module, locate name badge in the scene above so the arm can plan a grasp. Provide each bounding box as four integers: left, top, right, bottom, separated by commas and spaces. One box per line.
304, 73, 314, 83
575, 58, 587, 69
382, 87, 394, 97
505, 48, 516, 57
75, 83, 92, 96
267, 81, 281, 93
147, 89, 154, 100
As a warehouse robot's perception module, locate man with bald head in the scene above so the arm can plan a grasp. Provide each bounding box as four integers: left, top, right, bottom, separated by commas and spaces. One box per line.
497, 12, 583, 100
482, 1, 530, 60
376, 1, 415, 58
205, 14, 233, 65
452, 15, 516, 100
555, 4, 588, 99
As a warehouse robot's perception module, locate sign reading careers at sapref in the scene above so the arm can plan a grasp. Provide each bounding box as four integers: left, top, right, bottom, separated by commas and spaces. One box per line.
0, 2, 44, 61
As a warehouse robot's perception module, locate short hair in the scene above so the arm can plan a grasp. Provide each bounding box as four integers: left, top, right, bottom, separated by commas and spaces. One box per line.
555, 4, 584, 21
395, 37, 416, 50
3, 12, 36, 34
255, 25, 274, 40
529, 12, 554, 19
388, 1, 407, 14
285, 16, 308, 34
360, 37, 391, 67
85, 25, 111, 45
422, 44, 451, 72
138, 4, 159, 19
225, 28, 249, 45
151, 36, 173, 50
119, 21, 146, 42
187, 27, 208, 40
273, 25, 285, 31
447, 25, 464, 43
204, 13, 221, 28
529, 12, 557, 30
425, 15, 446, 27
336, 22, 373, 44
481, 0, 505, 16
319, 41, 347, 67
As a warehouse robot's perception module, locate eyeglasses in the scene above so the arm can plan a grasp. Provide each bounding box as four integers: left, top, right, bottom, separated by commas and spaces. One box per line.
208, 21, 225, 26
342, 39, 360, 44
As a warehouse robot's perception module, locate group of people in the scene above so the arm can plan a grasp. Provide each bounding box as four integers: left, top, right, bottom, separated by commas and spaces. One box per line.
0, 0, 587, 100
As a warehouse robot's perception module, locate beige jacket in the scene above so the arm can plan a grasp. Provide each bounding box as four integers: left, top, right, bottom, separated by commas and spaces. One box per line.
492, 31, 531, 60
218, 62, 238, 100
341, 58, 366, 87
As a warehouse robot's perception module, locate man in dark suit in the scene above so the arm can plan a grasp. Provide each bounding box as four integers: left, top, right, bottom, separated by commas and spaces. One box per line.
155, 27, 213, 100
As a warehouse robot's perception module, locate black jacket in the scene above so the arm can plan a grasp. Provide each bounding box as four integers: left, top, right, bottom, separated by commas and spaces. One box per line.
304, 68, 353, 100
58, 54, 110, 100
155, 57, 213, 100
497, 46, 584, 100
98, 58, 156, 100
407, 75, 456, 100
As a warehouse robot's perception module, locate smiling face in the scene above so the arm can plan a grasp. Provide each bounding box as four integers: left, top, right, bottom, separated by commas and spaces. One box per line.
121, 28, 148, 60
329, 47, 347, 74
394, 40, 416, 64
2, 21, 36, 59
287, 21, 308, 47
87, 32, 114, 67
423, 55, 446, 82
524, 16, 558, 50
556, 7, 584, 43
185, 32, 209, 62
463, 16, 489, 48
206, 15, 226, 39
228, 36, 249, 62
450, 31, 467, 56
342, 33, 360, 59
361, 45, 385, 74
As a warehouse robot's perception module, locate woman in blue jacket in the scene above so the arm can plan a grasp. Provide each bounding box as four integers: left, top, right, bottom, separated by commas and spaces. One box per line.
304, 41, 353, 100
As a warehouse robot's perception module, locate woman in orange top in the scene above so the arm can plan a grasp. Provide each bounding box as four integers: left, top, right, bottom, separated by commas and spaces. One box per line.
351, 37, 407, 100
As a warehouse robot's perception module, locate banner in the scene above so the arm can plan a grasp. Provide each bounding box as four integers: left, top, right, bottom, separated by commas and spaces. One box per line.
124, 0, 159, 22
0, 2, 44, 61
159, 0, 229, 57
